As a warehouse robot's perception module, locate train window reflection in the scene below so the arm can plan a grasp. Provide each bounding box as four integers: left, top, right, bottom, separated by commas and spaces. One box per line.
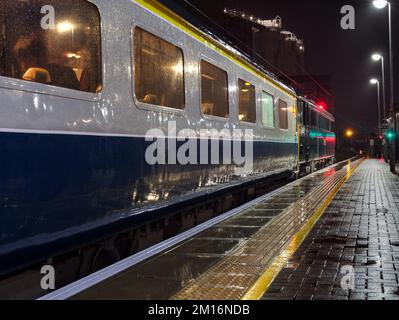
238, 79, 256, 123
134, 27, 185, 110
261, 91, 274, 128
200, 60, 229, 118
278, 99, 288, 130
0, 0, 102, 93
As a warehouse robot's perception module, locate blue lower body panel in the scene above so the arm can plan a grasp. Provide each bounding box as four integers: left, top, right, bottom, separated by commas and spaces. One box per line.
0, 131, 297, 274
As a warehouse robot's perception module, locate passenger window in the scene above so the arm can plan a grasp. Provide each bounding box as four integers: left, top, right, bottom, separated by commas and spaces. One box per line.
297, 100, 303, 125
0, 0, 102, 93
261, 91, 274, 127
303, 103, 308, 126
311, 110, 316, 126
238, 79, 256, 123
200, 60, 229, 118
134, 27, 185, 110
278, 99, 288, 130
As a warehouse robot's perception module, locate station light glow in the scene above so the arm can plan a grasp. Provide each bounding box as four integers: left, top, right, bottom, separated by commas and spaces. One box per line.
373, 0, 388, 9
386, 130, 395, 140
372, 53, 382, 61
345, 130, 354, 138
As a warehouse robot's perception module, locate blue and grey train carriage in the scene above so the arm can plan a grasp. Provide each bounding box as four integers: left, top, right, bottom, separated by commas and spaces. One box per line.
0, 0, 321, 277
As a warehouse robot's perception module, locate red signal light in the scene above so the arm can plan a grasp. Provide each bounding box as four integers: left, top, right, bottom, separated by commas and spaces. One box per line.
316, 101, 327, 110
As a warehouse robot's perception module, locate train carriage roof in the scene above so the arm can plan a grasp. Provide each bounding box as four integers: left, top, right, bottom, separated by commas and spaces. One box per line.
135, 0, 297, 98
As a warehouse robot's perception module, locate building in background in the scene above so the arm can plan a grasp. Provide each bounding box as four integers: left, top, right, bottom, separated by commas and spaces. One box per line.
223, 8, 305, 78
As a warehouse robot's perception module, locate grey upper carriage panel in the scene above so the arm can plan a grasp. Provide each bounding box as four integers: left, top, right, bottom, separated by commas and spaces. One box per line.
0, 0, 298, 144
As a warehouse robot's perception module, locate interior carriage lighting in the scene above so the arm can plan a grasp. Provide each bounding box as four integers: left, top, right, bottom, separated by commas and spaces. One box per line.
57, 21, 75, 33
370, 78, 378, 85
66, 53, 81, 59
373, 0, 388, 9
170, 64, 183, 74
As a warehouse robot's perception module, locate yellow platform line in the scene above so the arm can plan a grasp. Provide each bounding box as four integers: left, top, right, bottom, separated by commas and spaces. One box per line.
242, 159, 364, 300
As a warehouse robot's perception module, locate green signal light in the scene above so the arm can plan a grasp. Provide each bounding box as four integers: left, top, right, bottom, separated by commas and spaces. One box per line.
386, 131, 395, 140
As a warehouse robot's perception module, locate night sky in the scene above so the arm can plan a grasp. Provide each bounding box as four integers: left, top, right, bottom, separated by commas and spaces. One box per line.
162, 0, 399, 137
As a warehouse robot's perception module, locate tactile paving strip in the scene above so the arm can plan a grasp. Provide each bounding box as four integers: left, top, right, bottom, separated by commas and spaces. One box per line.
171, 159, 364, 300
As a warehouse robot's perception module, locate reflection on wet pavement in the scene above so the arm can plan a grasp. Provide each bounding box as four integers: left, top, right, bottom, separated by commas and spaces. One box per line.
71, 158, 360, 300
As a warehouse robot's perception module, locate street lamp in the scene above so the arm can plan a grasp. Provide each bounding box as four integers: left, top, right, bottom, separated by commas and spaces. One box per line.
370, 78, 382, 135
373, 0, 388, 9
372, 1, 393, 113
345, 130, 354, 138
373, 0, 395, 172
371, 53, 386, 119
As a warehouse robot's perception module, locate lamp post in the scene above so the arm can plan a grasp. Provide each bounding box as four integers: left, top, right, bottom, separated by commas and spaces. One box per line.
370, 78, 381, 136
373, 0, 395, 172
372, 54, 386, 119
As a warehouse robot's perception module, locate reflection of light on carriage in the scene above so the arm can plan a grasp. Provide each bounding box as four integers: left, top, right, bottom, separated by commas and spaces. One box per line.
0, 0, 335, 285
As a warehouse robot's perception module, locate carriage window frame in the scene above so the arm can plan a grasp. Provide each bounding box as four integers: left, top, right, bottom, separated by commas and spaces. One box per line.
132, 26, 186, 114
237, 78, 256, 125
296, 100, 303, 125
0, 0, 103, 100
310, 110, 316, 127
278, 99, 289, 130
304, 102, 309, 126
199, 58, 229, 121
261, 90, 275, 128
323, 117, 328, 130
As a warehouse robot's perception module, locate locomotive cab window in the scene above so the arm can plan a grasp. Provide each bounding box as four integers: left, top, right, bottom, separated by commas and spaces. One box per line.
261, 91, 274, 128
134, 27, 185, 110
200, 60, 229, 118
278, 99, 288, 130
0, 0, 102, 93
238, 79, 256, 123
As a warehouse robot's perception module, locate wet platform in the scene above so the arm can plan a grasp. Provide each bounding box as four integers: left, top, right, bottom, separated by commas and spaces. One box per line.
262, 159, 399, 300
41, 157, 374, 300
